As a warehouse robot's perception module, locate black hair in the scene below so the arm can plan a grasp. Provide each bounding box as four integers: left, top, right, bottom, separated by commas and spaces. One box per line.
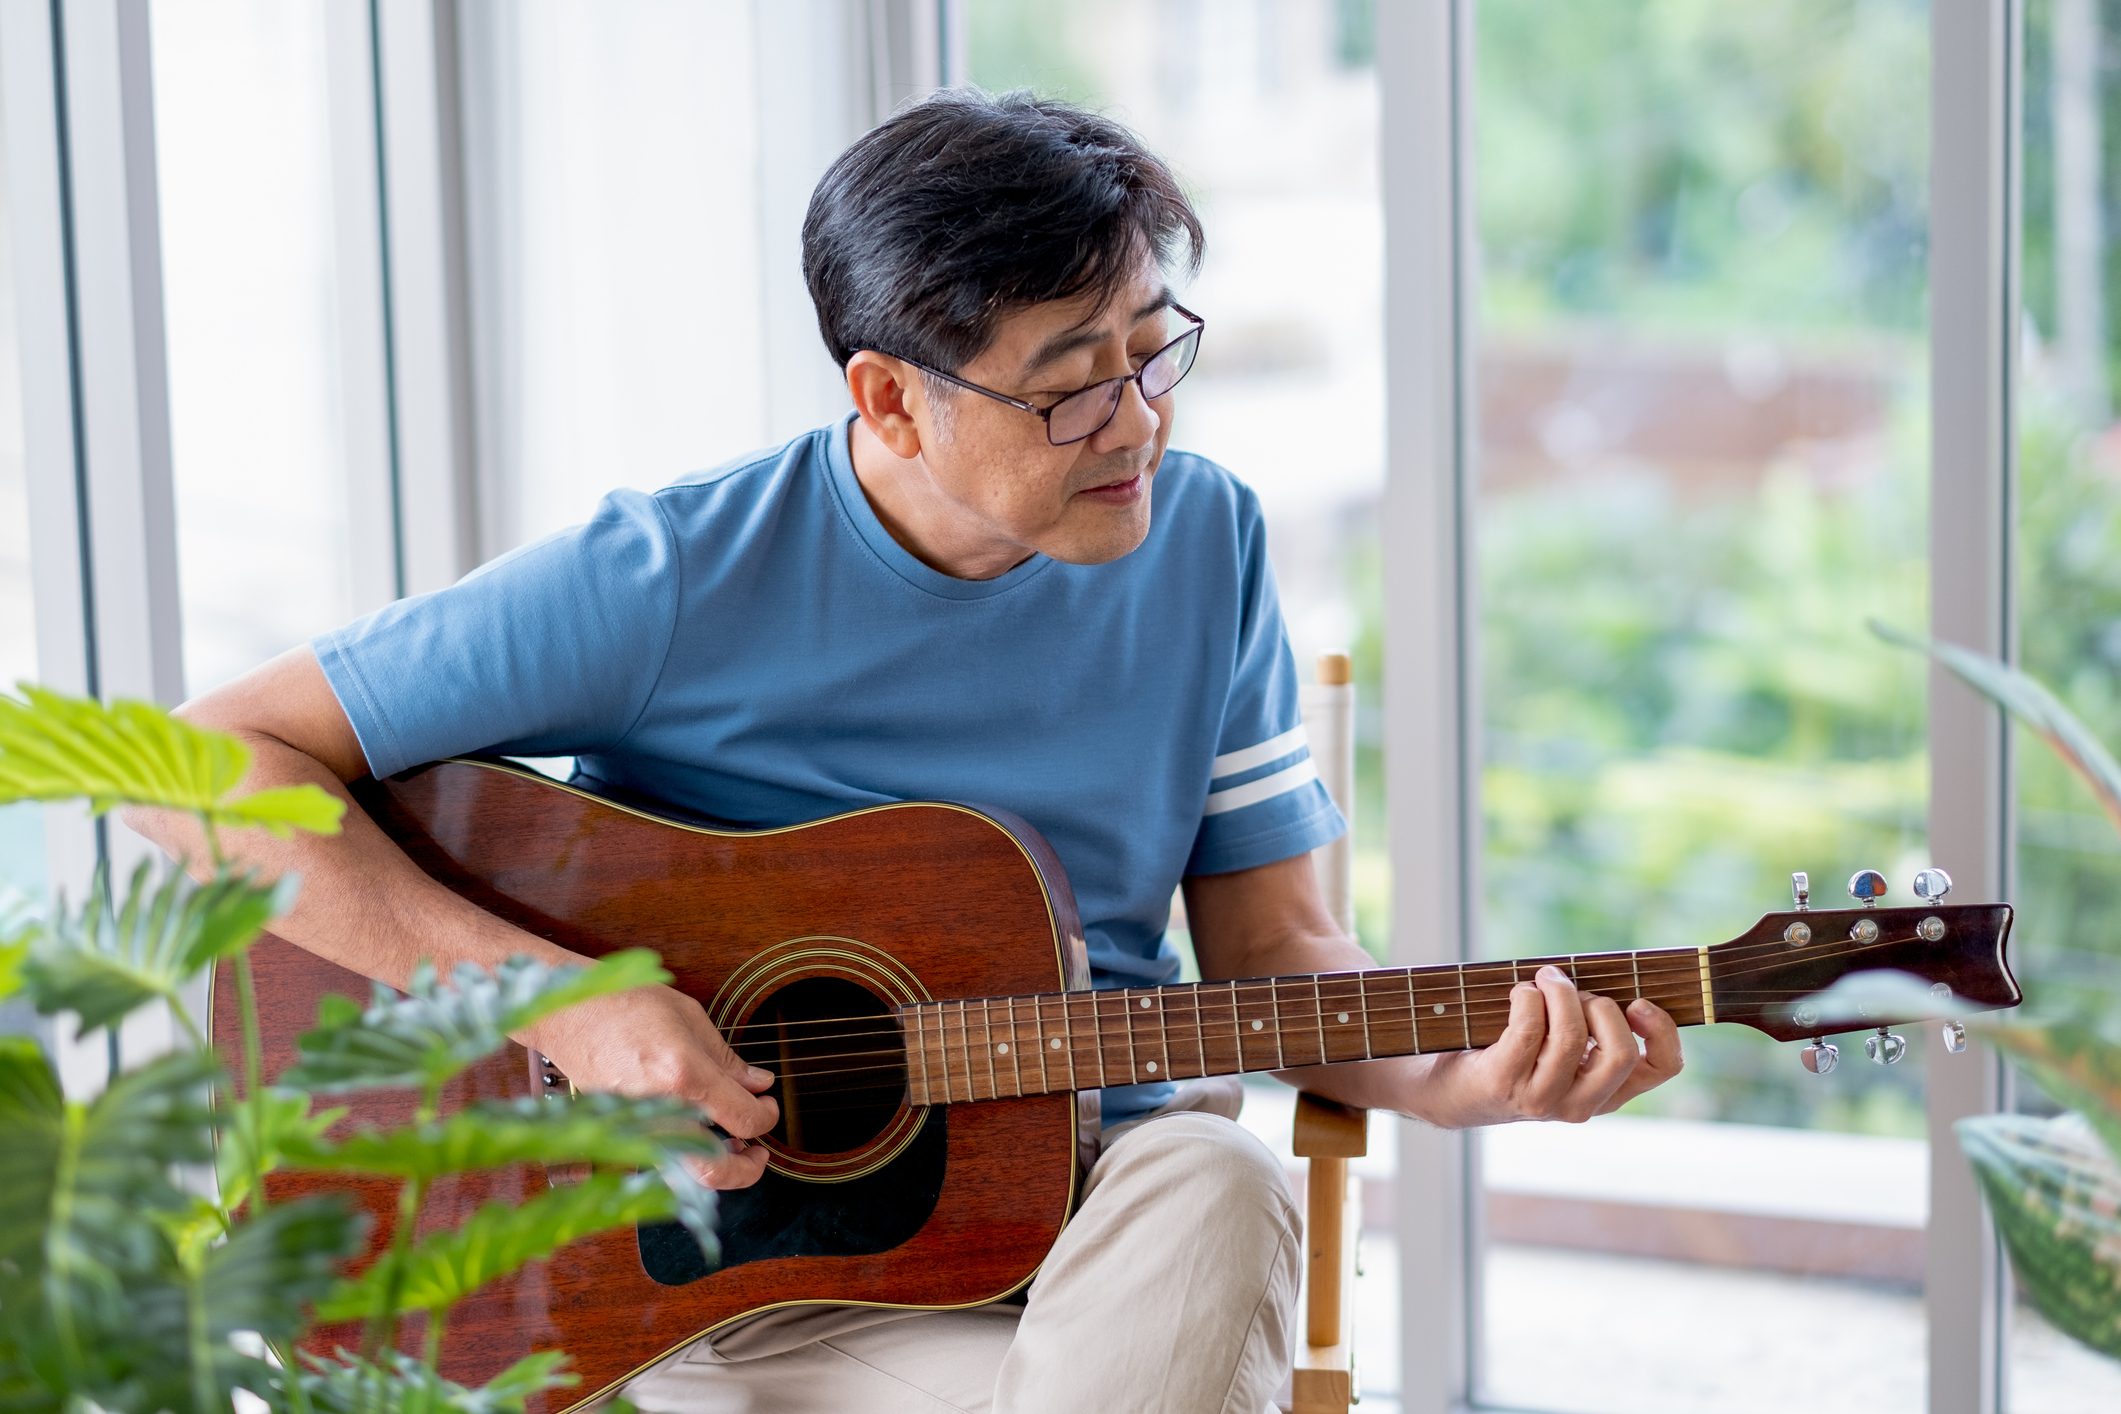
801, 87, 1205, 373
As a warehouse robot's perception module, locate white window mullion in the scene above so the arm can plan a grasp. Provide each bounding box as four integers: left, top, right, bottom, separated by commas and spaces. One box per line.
1380, 2, 1476, 1412
1926, 4, 2020, 1413
1, 0, 105, 1096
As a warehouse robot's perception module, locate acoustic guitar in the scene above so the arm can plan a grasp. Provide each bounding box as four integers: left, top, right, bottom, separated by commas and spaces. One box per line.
216, 756, 2019, 1409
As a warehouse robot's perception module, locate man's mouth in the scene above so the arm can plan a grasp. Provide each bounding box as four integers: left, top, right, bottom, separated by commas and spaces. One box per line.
1076, 470, 1148, 502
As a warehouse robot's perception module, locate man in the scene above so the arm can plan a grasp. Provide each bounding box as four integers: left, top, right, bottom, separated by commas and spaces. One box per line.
136, 89, 1682, 1412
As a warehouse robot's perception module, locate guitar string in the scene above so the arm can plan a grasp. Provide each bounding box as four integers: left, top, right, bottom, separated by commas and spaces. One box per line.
698, 914, 1978, 1046
715, 927, 1958, 1093
707, 924, 1957, 1062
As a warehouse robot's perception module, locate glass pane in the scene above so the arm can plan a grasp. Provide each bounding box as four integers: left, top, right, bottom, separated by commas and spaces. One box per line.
458, 0, 769, 552
1473, 3, 1933, 1410
0, 79, 45, 919
2010, 2, 2121, 1407
151, 0, 360, 695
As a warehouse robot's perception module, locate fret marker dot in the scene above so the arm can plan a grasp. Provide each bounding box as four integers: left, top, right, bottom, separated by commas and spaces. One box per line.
1146, 1061, 1158, 1073
1251, 1019, 1264, 1031
1050, 1037, 1062, 1050
996, 1043, 1008, 1055
1432, 1003, 1445, 1015
1139, 997, 1151, 1008
1337, 1011, 1350, 1023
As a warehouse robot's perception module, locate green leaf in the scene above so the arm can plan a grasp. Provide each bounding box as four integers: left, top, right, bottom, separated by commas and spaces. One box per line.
0, 1043, 219, 1383
293, 1349, 577, 1414
120, 1197, 367, 1413
315, 1168, 707, 1321
1870, 622, 2121, 836
22, 860, 296, 1036
293, 1092, 719, 1181
1958, 1111, 2121, 1361
283, 949, 672, 1094
215, 1085, 347, 1213
0, 682, 345, 837
1977, 1022, 2121, 1167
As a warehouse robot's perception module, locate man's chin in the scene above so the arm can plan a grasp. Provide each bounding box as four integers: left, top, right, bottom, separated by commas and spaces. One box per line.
1046, 500, 1154, 566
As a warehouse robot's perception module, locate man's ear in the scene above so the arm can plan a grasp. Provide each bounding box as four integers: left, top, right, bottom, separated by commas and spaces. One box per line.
846, 353, 927, 460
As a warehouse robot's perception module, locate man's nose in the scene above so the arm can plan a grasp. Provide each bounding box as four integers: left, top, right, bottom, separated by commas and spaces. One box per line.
1089, 376, 1161, 455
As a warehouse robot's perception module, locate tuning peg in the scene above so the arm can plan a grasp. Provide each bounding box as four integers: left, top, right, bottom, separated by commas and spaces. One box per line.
1847, 869, 1888, 906
1801, 1039, 1840, 1076
1913, 867, 1953, 903
1791, 872, 1810, 911
1865, 1027, 1908, 1065
1941, 1020, 1968, 1053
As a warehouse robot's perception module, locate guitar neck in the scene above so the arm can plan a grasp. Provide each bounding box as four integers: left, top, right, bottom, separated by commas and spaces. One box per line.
899, 947, 1716, 1105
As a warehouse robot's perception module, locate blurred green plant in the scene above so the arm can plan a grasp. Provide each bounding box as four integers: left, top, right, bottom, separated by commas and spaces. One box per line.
1807, 970, 2121, 1365
0, 684, 719, 1411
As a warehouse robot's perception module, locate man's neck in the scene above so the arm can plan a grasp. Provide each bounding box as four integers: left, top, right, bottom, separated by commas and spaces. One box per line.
846, 417, 1035, 581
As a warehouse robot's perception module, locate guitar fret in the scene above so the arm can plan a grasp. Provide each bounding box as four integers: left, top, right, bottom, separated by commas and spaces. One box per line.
1302, 975, 1328, 1067
1630, 951, 1642, 1003
1152, 993, 1171, 1079
1005, 998, 1023, 1096
910, 1005, 931, 1105
1192, 985, 1209, 1072
1062, 994, 1081, 1089
1405, 969, 1424, 1055
981, 1000, 998, 1098
1121, 991, 1138, 1080
1267, 977, 1286, 1067
1458, 965, 1472, 1049
1031, 994, 1050, 1094
959, 999, 980, 1101
1197, 980, 1240, 1077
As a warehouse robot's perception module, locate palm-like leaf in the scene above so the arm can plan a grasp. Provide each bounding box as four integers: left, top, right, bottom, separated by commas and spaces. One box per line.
1958, 1111, 2121, 1361
315, 1168, 709, 1321
283, 950, 672, 1094
1871, 621, 2121, 834
216, 1085, 347, 1213
293, 1349, 576, 1414
116, 1198, 366, 1413
23, 860, 297, 1036
294, 1092, 719, 1181
0, 683, 344, 836
0, 1041, 219, 1383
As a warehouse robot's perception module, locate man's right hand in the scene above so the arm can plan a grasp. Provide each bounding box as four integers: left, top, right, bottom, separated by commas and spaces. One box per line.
525, 983, 781, 1189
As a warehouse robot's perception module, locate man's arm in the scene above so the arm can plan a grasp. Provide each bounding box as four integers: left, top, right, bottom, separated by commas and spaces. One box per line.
121, 644, 779, 1186
1181, 854, 1684, 1127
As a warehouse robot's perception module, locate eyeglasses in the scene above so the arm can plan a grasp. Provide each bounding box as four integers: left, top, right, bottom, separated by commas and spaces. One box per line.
888, 304, 1204, 447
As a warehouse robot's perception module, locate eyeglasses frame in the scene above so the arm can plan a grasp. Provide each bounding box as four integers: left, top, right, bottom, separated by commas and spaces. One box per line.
882, 304, 1205, 447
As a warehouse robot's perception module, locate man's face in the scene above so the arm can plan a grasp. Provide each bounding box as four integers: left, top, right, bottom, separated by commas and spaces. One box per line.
910, 260, 1181, 567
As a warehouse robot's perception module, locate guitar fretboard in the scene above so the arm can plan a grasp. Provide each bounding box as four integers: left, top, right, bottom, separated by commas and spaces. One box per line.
898, 948, 1713, 1105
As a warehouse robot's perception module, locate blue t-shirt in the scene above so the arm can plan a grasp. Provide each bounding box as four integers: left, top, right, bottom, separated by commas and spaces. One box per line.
314, 413, 1345, 1122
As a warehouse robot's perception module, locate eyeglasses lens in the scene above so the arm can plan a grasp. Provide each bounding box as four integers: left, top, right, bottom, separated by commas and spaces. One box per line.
1048, 381, 1127, 445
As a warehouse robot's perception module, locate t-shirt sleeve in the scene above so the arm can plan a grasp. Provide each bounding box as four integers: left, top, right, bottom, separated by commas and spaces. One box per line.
311, 489, 680, 780
1184, 493, 1348, 877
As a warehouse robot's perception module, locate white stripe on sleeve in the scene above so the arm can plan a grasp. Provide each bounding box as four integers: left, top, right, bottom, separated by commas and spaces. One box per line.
1203, 758, 1321, 816
1209, 725, 1309, 780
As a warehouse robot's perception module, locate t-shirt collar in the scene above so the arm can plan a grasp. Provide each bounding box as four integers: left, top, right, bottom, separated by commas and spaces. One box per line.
822, 410, 1055, 601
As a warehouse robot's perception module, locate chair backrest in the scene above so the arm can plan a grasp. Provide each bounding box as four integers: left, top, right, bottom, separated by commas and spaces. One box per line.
1300, 652, 1356, 936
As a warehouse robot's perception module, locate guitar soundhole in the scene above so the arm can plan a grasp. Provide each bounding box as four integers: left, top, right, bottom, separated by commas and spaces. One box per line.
733, 975, 907, 1165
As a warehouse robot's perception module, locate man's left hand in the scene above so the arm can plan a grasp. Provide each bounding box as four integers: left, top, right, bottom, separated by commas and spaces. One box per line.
1404, 964, 1684, 1128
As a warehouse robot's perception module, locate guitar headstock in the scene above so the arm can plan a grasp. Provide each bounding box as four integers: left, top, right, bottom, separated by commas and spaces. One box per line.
1706, 868, 2017, 1068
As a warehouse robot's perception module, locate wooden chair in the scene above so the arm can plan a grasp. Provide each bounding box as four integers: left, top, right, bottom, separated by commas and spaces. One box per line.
1288, 653, 1368, 1414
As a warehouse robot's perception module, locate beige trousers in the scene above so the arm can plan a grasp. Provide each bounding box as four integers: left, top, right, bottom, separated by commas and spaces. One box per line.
623, 1077, 1300, 1414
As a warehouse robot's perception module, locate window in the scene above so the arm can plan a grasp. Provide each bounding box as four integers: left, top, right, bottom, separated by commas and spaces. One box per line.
2010, 1, 2121, 1405
0, 81, 41, 919
151, 0, 363, 695
1471, 2, 1936, 1407
457, 0, 771, 554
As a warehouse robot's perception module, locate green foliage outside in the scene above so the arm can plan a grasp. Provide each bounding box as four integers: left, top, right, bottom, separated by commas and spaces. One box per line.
0, 687, 721, 1411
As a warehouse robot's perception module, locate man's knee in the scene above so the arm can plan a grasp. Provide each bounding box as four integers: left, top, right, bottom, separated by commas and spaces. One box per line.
1099, 1112, 1298, 1231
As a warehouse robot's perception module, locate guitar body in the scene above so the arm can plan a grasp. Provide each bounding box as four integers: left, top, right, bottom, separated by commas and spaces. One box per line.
214, 757, 1089, 1406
